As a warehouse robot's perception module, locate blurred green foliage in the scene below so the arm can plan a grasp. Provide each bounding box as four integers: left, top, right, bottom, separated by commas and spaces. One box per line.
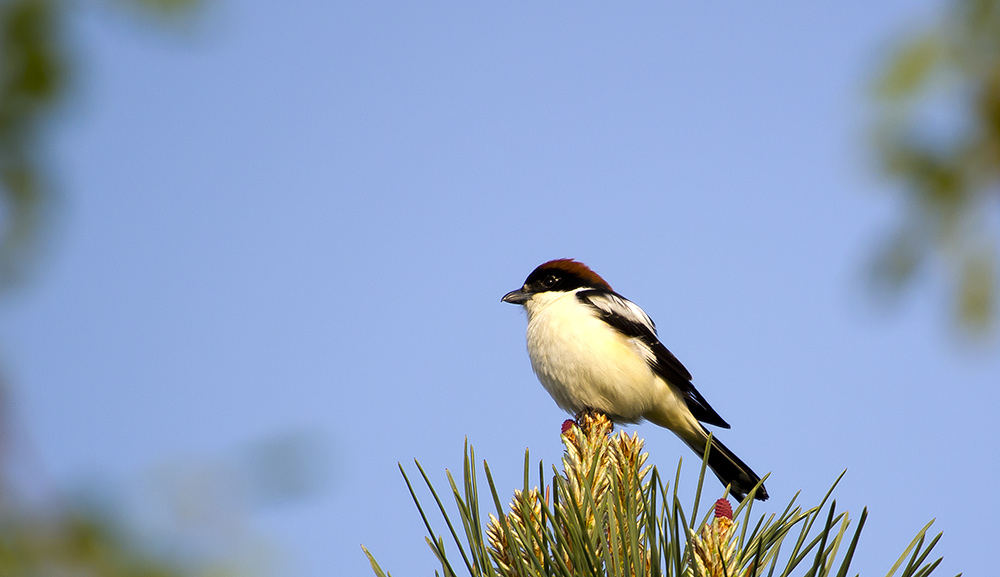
0, 0, 200, 290
0, 509, 193, 577
0, 418, 323, 576
122, 0, 200, 17
0, 0, 64, 290
0, 1, 257, 575
872, 0, 1000, 334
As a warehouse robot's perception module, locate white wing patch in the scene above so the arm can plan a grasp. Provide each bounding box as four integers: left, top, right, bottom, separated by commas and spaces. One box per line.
578, 290, 657, 337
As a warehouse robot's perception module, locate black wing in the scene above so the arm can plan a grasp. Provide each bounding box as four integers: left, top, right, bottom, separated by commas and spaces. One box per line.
576, 289, 731, 429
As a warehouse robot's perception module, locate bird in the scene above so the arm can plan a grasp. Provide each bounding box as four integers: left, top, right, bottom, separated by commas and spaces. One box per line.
502, 258, 768, 502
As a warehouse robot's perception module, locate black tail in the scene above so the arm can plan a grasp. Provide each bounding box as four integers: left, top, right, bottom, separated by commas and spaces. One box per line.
685, 428, 768, 502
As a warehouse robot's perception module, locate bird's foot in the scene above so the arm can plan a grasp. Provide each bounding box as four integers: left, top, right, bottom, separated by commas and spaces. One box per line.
573, 408, 614, 436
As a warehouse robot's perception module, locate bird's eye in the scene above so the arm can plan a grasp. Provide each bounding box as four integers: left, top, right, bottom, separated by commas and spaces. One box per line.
541, 274, 559, 289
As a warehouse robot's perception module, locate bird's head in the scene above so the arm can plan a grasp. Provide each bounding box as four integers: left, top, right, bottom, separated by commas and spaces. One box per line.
501, 259, 612, 305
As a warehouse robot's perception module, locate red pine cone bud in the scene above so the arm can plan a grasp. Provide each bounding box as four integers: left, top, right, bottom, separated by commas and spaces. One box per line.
561, 420, 575, 435
714, 498, 733, 519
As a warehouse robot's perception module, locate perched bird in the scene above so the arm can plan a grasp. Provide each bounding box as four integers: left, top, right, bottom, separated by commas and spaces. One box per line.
502, 259, 768, 502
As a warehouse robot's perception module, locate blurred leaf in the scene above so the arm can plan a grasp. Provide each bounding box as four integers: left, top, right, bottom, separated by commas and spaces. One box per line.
238, 430, 327, 507
958, 247, 995, 330
978, 64, 1000, 144
876, 34, 941, 99
128, 0, 200, 15
870, 226, 925, 296
0, 0, 66, 289
111, 0, 203, 24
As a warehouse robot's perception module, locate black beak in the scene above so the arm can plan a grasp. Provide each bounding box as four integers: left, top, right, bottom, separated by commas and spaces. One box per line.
501, 288, 531, 304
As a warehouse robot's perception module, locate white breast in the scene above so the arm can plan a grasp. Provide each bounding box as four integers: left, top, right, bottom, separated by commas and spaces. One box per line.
524, 290, 660, 422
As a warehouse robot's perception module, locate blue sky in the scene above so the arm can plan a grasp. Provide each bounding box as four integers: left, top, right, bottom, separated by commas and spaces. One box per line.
2, 1, 998, 576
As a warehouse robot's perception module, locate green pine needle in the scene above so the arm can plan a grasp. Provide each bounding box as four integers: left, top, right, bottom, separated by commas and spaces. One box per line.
364, 419, 953, 577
